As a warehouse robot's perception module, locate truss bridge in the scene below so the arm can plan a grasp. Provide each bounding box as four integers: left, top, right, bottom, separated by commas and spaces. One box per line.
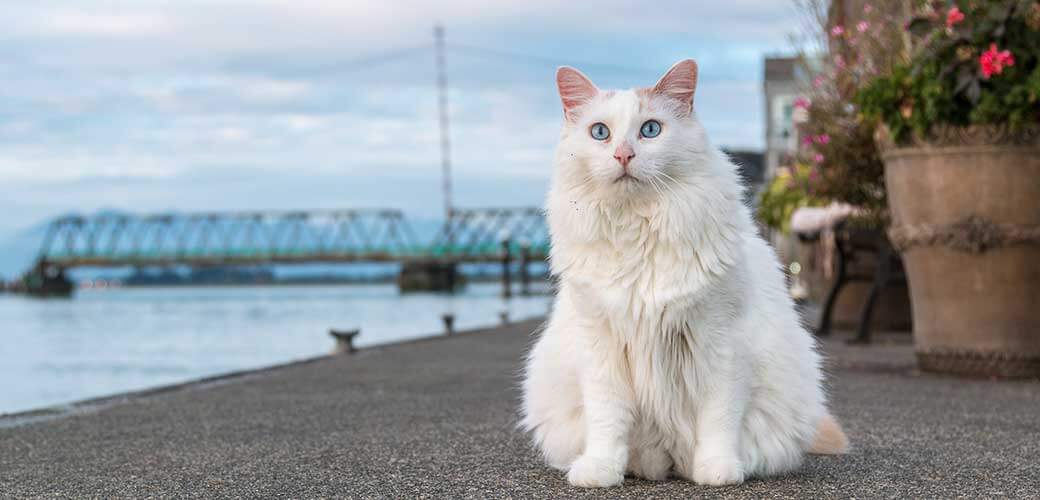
22, 207, 549, 296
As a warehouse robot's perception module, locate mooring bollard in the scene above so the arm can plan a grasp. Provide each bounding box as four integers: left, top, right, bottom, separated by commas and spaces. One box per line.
499, 310, 510, 325
442, 313, 455, 335
329, 329, 361, 354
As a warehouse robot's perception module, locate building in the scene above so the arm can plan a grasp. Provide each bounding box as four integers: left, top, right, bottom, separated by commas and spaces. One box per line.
762, 56, 800, 181
722, 149, 765, 206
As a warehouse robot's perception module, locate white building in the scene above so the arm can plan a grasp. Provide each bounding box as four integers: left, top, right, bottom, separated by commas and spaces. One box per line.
762, 56, 801, 181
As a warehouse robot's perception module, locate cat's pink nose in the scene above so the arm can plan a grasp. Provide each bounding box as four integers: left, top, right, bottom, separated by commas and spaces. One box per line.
613, 143, 635, 168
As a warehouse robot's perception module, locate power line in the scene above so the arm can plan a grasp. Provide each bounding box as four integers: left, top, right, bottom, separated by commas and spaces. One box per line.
230, 41, 659, 79
446, 43, 661, 76
321, 44, 435, 74
444, 44, 755, 87
245, 44, 434, 77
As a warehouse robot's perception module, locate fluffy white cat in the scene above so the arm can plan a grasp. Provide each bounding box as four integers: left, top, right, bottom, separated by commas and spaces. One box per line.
520, 59, 848, 488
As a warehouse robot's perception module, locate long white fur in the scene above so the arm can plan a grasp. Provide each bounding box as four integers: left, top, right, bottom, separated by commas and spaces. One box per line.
520, 61, 837, 488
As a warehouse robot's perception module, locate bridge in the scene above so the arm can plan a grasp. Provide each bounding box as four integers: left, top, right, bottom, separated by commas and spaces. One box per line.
22, 207, 549, 296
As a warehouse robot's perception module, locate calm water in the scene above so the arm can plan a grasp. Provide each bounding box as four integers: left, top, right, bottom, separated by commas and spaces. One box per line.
0, 283, 551, 415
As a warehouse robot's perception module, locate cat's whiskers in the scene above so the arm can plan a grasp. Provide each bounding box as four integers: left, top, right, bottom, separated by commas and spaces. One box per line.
656, 170, 681, 185
648, 175, 673, 198
651, 165, 682, 199
648, 176, 667, 199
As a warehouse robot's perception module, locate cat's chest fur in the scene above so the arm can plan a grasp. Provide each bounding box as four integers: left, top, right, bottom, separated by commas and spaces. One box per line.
552, 201, 747, 415
553, 204, 731, 336
565, 219, 669, 322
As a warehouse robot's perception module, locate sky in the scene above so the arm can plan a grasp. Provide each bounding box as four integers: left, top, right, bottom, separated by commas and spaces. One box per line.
0, 0, 802, 239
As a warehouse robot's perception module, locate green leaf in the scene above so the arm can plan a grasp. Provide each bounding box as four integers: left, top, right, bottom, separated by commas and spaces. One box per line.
966, 79, 982, 104
907, 17, 936, 38
954, 66, 976, 94
987, 3, 1013, 22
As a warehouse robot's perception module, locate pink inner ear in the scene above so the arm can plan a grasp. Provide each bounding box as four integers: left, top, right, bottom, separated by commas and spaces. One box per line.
556, 67, 598, 119
652, 59, 698, 110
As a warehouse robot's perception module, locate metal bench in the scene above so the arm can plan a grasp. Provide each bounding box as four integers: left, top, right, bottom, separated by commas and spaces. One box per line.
798, 221, 905, 344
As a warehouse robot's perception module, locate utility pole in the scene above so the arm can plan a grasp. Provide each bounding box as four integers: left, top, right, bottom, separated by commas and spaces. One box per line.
434, 25, 452, 223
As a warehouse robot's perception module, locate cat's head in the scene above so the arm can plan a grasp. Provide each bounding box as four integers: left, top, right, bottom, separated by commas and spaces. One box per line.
552, 59, 709, 201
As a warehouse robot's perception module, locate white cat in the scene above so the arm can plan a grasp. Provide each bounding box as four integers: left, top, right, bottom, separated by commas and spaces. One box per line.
521, 59, 848, 488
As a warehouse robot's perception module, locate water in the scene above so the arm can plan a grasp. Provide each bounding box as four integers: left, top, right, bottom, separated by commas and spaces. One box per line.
0, 283, 551, 415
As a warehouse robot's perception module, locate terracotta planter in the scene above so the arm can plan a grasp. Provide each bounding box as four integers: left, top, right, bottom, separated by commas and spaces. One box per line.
880, 125, 1040, 378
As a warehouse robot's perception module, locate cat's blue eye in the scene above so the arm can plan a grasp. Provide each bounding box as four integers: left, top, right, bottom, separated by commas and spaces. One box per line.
589, 122, 610, 141
640, 120, 662, 138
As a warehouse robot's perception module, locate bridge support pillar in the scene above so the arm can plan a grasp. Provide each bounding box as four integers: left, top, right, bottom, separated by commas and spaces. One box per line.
519, 243, 531, 296
397, 260, 459, 292
501, 239, 512, 298
23, 261, 74, 298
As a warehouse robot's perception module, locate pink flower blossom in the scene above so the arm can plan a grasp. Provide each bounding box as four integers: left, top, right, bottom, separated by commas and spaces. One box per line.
813, 153, 825, 164
863, 4, 873, 14
946, 7, 965, 28
814, 134, 831, 145
857, 21, 869, 33
813, 75, 824, 88
801, 135, 814, 147
793, 97, 811, 109
979, 43, 1015, 79
833, 55, 846, 69
831, 25, 845, 37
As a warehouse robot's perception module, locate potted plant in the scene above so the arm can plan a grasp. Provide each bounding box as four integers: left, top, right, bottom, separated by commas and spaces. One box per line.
857, 0, 1040, 377
791, 0, 909, 227
768, 1, 912, 334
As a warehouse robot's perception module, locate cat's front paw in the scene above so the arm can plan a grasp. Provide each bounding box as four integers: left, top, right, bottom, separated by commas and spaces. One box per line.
567, 454, 624, 488
692, 455, 745, 487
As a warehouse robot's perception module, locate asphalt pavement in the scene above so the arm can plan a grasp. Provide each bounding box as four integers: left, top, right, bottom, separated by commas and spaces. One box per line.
1, 319, 1038, 498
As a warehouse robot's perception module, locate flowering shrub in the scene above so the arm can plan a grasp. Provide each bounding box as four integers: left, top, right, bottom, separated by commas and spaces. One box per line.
757, 163, 828, 234
772, 1, 906, 226
857, 1, 1040, 142
979, 43, 1016, 78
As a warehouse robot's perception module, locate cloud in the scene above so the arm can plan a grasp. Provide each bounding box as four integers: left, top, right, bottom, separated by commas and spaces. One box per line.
32, 11, 174, 38
0, 0, 798, 236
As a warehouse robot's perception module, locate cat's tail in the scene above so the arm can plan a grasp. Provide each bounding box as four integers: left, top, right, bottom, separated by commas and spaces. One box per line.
809, 413, 849, 455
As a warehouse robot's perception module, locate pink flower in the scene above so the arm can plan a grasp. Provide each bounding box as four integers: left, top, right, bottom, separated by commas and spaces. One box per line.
801, 135, 814, 147
793, 97, 811, 109
863, 4, 873, 14
814, 134, 831, 145
813, 75, 824, 88
831, 25, 845, 37
979, 43, 1015, 79
833, 54, 846, 69
946, 7, 965, 28
813, 153, 825, 164
857, 21, 869, 33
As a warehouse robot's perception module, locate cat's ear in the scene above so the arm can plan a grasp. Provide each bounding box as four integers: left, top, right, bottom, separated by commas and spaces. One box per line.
556, 66, 599, 121
652, 59, 698, 113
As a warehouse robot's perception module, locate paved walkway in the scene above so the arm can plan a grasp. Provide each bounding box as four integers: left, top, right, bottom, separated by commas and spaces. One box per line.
1, 320, 1038, 498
